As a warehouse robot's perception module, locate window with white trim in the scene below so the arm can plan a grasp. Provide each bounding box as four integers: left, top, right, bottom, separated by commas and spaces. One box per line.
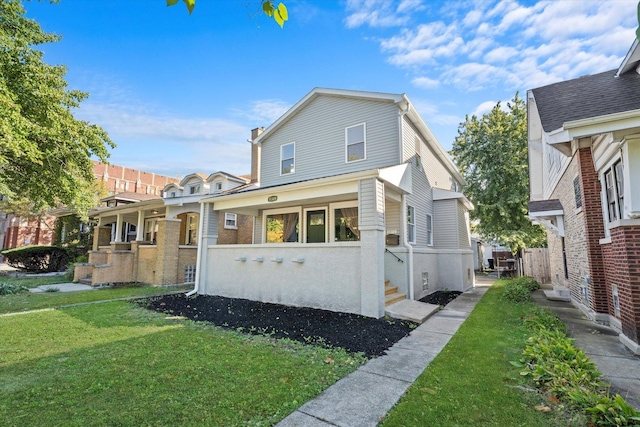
604, 160, 624, 222
224, 212, 237, 229
345, 123, 366, 162
189, 184, 200, 195
214, 182, 223, 192
265, 208, 299, 243
426, 213, 433, 246
407, 205, 415, 244
281, 142, 295, 175
573, 176, 582, 209
334, 206, 359, 242
185, 213, 199, 245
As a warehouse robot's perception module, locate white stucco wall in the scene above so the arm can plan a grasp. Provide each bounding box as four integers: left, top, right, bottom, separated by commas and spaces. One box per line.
411, 249, 439, 300
202, 244, 363, 315
436, 249, 474, 292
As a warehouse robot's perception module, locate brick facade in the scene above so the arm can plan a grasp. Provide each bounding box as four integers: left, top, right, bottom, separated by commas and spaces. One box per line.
217, 214, 253, 244
92, 161, 178, 197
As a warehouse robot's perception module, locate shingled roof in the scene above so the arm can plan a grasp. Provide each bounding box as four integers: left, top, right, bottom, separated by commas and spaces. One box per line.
531, 68, 640, 133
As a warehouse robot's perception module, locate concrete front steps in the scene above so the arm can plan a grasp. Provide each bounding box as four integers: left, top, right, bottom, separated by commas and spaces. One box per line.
543, 285, 571, 302
384, 280, 440, 324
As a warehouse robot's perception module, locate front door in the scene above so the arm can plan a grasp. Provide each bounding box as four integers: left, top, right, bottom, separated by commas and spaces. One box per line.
306, 210, 326, 243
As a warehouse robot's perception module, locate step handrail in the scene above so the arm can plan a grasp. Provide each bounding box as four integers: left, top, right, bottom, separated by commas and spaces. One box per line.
385, 248, 404, 263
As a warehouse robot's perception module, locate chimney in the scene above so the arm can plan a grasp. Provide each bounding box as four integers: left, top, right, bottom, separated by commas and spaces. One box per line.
250, 127, 264, 184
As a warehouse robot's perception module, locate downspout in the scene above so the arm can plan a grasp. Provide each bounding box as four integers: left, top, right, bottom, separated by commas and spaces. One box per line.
401, 194, 414, 300
398, 98, 414, 300
186, 200, 207, 297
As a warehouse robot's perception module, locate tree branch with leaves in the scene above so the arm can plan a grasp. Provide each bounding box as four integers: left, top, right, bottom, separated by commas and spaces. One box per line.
167, 0, 289, 28
450, 93, 546, 253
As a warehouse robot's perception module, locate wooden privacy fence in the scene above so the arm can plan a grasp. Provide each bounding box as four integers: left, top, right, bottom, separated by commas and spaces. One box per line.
522, 248, 551, 284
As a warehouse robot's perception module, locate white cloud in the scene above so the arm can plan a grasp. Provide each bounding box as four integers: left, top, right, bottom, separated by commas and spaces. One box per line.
243, 99, 291, 124
411, 76, 440, 89
484, 46, 519, 64
344, 0, 419, 28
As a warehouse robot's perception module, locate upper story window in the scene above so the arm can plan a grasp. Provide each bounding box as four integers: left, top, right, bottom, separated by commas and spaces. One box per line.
604, 160, 624, 222
190, 184, 201, 195
281, 142, 295, 175
214, 182, 223, 192
407, 205, 416, 244
170, 191, 176, 198
346, 123, 366, 162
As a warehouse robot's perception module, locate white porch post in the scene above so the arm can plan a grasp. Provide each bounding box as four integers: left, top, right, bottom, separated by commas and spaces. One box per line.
114, 213, 123, 243
359, 178, 386, 318
136, 210, 145, 241
194, 202, 219, 295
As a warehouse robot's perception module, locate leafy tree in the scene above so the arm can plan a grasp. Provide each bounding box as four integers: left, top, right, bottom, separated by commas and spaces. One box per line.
0, 0, 114, 217
167, 0, 289, 28
450, 92, 546, 252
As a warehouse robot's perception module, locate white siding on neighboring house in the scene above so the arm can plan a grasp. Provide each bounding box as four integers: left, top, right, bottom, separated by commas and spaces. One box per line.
260, 96, 400, 187
433, 198, 459, 249
458, 202, 471, 249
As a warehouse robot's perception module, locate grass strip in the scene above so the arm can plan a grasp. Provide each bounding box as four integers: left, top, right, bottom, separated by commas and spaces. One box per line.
0, 274, 68, 288
0, 285, 191, 314
382, 282, 568, 427
0, 301, 365, 426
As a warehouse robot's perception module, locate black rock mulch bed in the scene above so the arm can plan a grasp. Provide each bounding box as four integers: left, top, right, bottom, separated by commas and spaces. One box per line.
419, 290, 462, 306
134, 290, 461, 358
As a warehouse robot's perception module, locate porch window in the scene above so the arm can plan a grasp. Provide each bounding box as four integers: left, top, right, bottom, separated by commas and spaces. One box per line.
604, 160, 624, 222
185, 213, 199, 245
266, 212, 299, 243
334, 207, 359, 241
281, 142, 295, 175
407, 205, 415, 244
426, 213, 433, 246
346, 123, 366, 162
145, 219, 158, 243
224, 213, 237, 229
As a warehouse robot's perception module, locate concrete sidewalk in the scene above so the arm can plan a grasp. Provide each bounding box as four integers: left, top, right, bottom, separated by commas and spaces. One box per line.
30, 283, 94, 293
532, 290, 640, 409
277, 286, 489, 427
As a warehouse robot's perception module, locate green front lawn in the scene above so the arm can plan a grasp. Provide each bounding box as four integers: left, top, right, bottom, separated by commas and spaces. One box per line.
382, 282, 574, 426
0, 284, 192, 314
0, 273, 69, 288
0, 301, 365, 426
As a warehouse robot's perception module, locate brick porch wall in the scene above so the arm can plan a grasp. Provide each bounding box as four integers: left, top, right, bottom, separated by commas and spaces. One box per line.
217, 214, 253, 244
602, 226, 640, 344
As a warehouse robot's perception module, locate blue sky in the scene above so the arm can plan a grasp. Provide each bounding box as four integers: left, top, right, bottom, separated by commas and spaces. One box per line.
24, 0, 638, 178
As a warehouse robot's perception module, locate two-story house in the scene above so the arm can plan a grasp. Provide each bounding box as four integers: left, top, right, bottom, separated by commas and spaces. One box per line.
192, 88, 474, 318
527, 38, 640, 354
75, 171, 252, 286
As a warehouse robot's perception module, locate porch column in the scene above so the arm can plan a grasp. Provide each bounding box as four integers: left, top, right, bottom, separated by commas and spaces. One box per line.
114, 213, 123, 243
359, 178, 386, 318
136, 210, 145, 241
195, 203, 219, 294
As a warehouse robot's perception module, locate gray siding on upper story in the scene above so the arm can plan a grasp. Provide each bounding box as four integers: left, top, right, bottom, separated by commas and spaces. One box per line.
457, 201, 471, 249
401, 116, 457, 191
260, 96, 400, 187
406, 155, 434, 248
433, 198, 458, 249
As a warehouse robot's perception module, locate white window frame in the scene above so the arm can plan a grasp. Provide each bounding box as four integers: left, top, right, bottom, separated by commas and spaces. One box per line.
426, 213, 433, 246
185, 213, 199, 245
224, 212, 238, 230
214, 181, 223, 192
601, 157, 624, 229
280, 142, 295, 175
189, 184, 201, 195
407, 205, 416, 244
345, 123, 366, 163
329, 201, 360, 243
303, 207, 328, 244
263, 206, 302, 243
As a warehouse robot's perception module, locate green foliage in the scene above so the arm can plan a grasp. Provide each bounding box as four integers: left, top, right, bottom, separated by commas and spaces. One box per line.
167, 0, 289, 27
585, 393, 640, 426
0, 0, 114, 215
523, 306, 567, 334
53, 215, 92, 259
1, 245, 69, 273
0, 282, 30, 295
501, 278, 536, 303
451, 93, 547, 252
511, 276, 541, 292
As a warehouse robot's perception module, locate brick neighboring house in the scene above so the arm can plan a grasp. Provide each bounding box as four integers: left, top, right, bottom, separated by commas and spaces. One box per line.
75, 171, 253, 286
527, 38, 640, 354
0, 161, 178, 255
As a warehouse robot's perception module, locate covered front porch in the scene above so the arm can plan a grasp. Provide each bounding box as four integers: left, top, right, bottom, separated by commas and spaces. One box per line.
196, 165, 414, 318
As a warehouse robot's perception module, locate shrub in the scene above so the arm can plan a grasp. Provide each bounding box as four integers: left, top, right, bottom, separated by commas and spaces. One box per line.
502, 282, 532, 303
1, 246, 69, 273
0, 283, 30, 295
523, 306, 567, 334
510, 276, 540, 292
585, 393, 640, 426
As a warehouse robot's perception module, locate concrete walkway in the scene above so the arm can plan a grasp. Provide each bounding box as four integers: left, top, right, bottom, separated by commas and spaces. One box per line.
277, 285, 489, 427
532, 289, 640, 409
30, 283, 94, 293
